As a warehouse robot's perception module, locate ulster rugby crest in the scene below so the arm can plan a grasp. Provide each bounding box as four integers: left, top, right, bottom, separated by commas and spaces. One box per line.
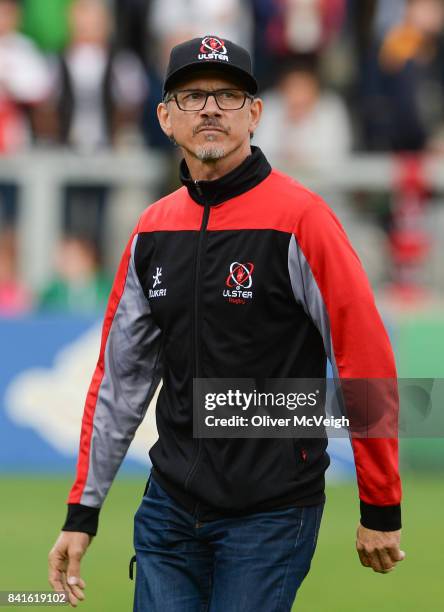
198, 36, 229, 62
223, 261, 254, 304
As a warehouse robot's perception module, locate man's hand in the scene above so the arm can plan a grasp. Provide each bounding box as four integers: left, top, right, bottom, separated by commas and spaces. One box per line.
48, 532, 93, 607
356, 523, 406, 574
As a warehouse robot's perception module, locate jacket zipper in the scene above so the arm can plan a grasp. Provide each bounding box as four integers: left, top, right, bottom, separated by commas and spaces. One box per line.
184, 180, 210, 513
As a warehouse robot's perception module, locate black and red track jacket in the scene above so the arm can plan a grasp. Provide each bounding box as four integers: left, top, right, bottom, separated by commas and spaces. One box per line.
62, 147, 402, 536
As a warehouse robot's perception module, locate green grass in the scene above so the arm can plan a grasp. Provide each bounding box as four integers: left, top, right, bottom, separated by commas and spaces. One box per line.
0, 474, 441, 611
296, 475, 443, 611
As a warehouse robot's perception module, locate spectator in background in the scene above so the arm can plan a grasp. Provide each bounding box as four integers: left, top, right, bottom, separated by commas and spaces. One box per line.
113, 0, 175, 151
359, 0, 444, 151
39, 235, 112, 314
0, 227, 31, 316
40, 0, 148, 255
252, 0, 346, 89
47, 0, 147, 151
251, 0, 281, 89
254, 55, 352, 168
149, 0, 253, 69
0, 0, 50, 152
278, 0, 346, 54
0, 0, 50, 226
114, 0, 150, 64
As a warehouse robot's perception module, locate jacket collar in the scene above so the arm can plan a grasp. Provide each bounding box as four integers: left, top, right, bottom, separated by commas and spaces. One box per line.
179, 146, 272, 206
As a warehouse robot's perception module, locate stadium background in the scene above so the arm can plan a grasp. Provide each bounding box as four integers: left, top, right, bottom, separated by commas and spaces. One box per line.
0, 1, 443, 610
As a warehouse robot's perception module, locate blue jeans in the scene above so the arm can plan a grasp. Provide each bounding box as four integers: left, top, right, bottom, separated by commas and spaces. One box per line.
132, 474, 324, 611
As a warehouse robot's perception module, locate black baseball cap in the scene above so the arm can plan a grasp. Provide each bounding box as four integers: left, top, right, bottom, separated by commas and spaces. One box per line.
163, 35, 258, 98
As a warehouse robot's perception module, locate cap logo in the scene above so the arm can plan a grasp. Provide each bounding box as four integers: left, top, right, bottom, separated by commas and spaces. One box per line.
198, 36, 229, 62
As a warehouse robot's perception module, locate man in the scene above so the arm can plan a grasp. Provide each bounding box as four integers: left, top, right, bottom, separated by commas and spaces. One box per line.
0, 0, 50, 152
254, 54, 353, 168
48, 36, 405, 611
0, 0, 50, 225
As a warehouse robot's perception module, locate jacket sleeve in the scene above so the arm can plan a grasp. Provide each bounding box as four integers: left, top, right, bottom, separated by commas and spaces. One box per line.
61, 229, 163, 536
288, 196, 402, 531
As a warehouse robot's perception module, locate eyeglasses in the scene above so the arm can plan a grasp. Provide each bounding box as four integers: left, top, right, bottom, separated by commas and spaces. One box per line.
165, 89, 254, 111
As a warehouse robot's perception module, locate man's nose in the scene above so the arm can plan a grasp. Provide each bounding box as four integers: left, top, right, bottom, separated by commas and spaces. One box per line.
199, 93, 222, 116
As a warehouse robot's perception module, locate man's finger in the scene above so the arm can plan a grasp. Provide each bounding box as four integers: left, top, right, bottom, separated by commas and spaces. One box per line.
357, 547, 371, 567
366, 549, 384, 573
48, 561, 66, 592
376, 549, 395, 573
67, 577, 85, 601
48, 571, 66, 593
69, 577, 86, 589
48, 550, 68, 592
67, 553, 86, 603
61, 571, 79, 608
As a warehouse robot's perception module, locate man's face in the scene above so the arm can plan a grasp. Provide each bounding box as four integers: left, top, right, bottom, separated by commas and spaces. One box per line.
157, 72, 262, 163
0, 1, 19, 36
279, 70, 319, 122
408, 0, 444, 35
69, 0, 111, 47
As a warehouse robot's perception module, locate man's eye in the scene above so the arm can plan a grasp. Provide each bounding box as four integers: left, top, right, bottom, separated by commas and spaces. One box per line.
220, 91, 236, 99
185, 92, 205, 101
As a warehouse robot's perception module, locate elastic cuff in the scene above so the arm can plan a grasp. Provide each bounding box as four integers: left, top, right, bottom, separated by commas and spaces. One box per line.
360, 500, 402, 531
62, 504, 100, 536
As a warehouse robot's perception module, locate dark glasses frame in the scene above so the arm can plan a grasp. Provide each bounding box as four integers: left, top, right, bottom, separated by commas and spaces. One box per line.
164, 88, 254, 111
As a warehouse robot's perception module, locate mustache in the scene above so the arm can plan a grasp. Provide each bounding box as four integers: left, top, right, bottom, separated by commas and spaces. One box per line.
193, 120, 230, 135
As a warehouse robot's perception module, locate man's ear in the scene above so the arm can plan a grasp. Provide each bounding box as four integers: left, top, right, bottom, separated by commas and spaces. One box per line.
249, 97, 263, 136
157, 102, 173, 139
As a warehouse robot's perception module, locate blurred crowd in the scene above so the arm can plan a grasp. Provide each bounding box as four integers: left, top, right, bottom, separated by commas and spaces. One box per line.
1, 0, 444, 314
0, 229, 112, 315
0, 0, 441, 157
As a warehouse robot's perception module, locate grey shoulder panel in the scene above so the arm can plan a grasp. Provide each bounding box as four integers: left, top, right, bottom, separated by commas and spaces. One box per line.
288, 234, 338, 377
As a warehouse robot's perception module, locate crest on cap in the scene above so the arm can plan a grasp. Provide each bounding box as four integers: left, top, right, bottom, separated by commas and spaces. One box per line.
198, 36, 229, 62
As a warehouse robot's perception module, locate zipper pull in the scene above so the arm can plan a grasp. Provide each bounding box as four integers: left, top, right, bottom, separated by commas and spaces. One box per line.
301, 448, 307, 462
194, 179, 203, 197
